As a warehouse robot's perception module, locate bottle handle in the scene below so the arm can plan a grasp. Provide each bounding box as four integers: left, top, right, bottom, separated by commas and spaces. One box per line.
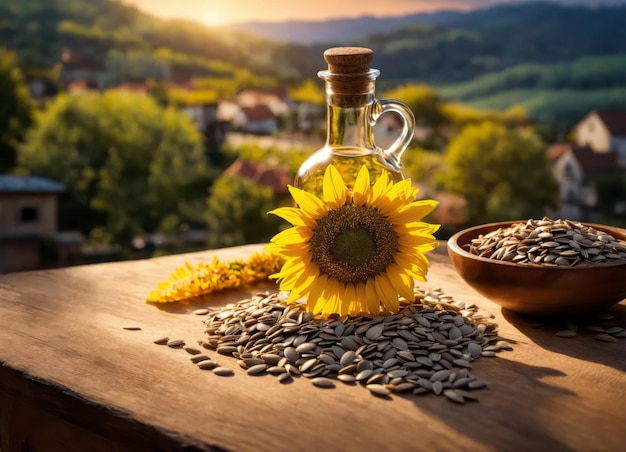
373, 99, 415, 172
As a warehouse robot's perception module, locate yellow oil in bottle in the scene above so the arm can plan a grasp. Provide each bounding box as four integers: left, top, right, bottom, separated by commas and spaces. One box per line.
294, 149, 403, 198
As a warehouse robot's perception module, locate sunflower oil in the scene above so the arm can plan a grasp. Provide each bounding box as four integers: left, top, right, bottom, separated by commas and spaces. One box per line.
294, 47, 415, 197
295, 151, 403, 198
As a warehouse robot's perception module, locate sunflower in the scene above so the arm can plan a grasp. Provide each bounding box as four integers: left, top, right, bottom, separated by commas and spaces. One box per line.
265, 164, 439, 317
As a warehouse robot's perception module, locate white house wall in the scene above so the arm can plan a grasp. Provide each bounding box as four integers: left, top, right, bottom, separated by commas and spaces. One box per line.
576, 111, 611, 152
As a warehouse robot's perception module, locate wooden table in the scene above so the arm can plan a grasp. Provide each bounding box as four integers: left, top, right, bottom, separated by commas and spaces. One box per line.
1, 243, 624, 451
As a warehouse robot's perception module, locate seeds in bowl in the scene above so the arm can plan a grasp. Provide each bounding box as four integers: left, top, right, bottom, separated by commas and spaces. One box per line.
464, 218, 626, 267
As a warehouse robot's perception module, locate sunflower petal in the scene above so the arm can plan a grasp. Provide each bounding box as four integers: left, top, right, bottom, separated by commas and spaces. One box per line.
388, 200, 439, 224
307, 274, 328, 312
268, 207, 316, 227
287, 266, 318, 303
322, 164, 347, 209
355, 282, 368, 314
288, 185, 327, 218
370, 170, 391, 203
352, 166, 371, 206
374, 274, 399, 313
270, 226, 312, 246
344, 283, 358, 316
385, 263, 415, 301
365, 278, 380, 315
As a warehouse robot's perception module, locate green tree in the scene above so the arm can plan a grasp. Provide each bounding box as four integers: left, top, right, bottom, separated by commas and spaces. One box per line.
0, 47, 33, 172
18, 90, 213, 245
442, 121, 556, 224
288, 79, 324, 105
382, 84, 445, 127
207, 175, 280, 246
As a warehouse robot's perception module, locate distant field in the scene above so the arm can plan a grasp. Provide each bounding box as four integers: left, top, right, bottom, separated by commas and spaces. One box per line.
435, 54, 626, 128
462, 88, 625, 128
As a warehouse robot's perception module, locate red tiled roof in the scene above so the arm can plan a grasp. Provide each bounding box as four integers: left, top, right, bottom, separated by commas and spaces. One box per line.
596, 109, 626, 135
547, 143, 571, 161
241, 104, 275, 122
114, 82, 149, 93
224, 158, 291, 193
571, 145, 620, 173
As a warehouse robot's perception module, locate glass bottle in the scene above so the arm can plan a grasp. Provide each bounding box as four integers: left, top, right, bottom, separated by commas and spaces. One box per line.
294, 47, 415, 197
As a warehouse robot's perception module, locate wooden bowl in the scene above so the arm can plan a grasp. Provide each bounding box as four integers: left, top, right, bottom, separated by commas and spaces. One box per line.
447, 221, 626, 317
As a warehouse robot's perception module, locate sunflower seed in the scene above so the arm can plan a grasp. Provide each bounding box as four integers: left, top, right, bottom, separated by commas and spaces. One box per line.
213, 367, 234, 376
337, 374, 356, 383
197, 360, 218, 370
367, 384, 391, 397
277, 372, 292, 383
366, 325, 384, 340
184, 346, 202, 355
443, 389, 465, 404
466, 218, 626, 266
153, 336, 169, 345
167, 339, 185, 348
594, 333, 617, 343
199, 290, 508, 401
245, 363, 267, 375
340, 350, 356, 367
311, 377, 335, 388
190, 354, 211, 363
555, 330, 576, 338
193, 308, 209, 315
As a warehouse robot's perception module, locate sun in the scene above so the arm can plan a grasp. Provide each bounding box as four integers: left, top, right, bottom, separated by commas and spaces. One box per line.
203, 12, 222, 26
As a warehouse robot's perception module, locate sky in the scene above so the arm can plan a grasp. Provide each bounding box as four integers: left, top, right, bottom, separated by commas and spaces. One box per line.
119, 0, 626, 26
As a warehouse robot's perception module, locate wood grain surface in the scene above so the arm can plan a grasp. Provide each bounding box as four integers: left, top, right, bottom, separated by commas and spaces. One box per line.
0, 243, 624, 452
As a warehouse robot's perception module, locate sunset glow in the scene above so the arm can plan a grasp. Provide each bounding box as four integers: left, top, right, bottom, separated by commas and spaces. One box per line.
202, 12, 223, 26
119, 0, 488, 25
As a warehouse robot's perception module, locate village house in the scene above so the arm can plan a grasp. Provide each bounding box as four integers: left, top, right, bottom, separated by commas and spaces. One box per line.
548, 109, 625, 222
223, 158, 291, 195
575, 109, 626, 167
0, 175, 82, 273
61, 48, 106, 90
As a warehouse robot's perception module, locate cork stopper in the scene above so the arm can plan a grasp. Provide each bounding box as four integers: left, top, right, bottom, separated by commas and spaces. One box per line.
324, 47, 373, 74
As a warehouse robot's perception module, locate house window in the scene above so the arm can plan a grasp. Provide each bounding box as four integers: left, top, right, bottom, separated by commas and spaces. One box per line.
19, 206, 38, 222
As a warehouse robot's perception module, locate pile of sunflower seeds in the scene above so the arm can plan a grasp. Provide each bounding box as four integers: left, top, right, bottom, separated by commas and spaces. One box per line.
464, 217, 626, 266
189, 290, 512, 403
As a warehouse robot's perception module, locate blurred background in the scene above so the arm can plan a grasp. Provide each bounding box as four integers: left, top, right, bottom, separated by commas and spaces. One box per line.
0, 0, 624, 273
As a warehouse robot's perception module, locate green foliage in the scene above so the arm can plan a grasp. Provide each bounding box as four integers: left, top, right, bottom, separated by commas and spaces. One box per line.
288, 79, 324, 105
222, 141, 313, 178
17, 91, 214, 245
105, 49, 169, 84
206, 175, 280, 246
152, 47, 236, 79
442, 122, 557, 225
0, 47, 33, 171
442, 102, 528, 128
382, 84, 445, 126
465, 87, 626, 131
437, 54, 626, 99
588, 173, 626, 227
